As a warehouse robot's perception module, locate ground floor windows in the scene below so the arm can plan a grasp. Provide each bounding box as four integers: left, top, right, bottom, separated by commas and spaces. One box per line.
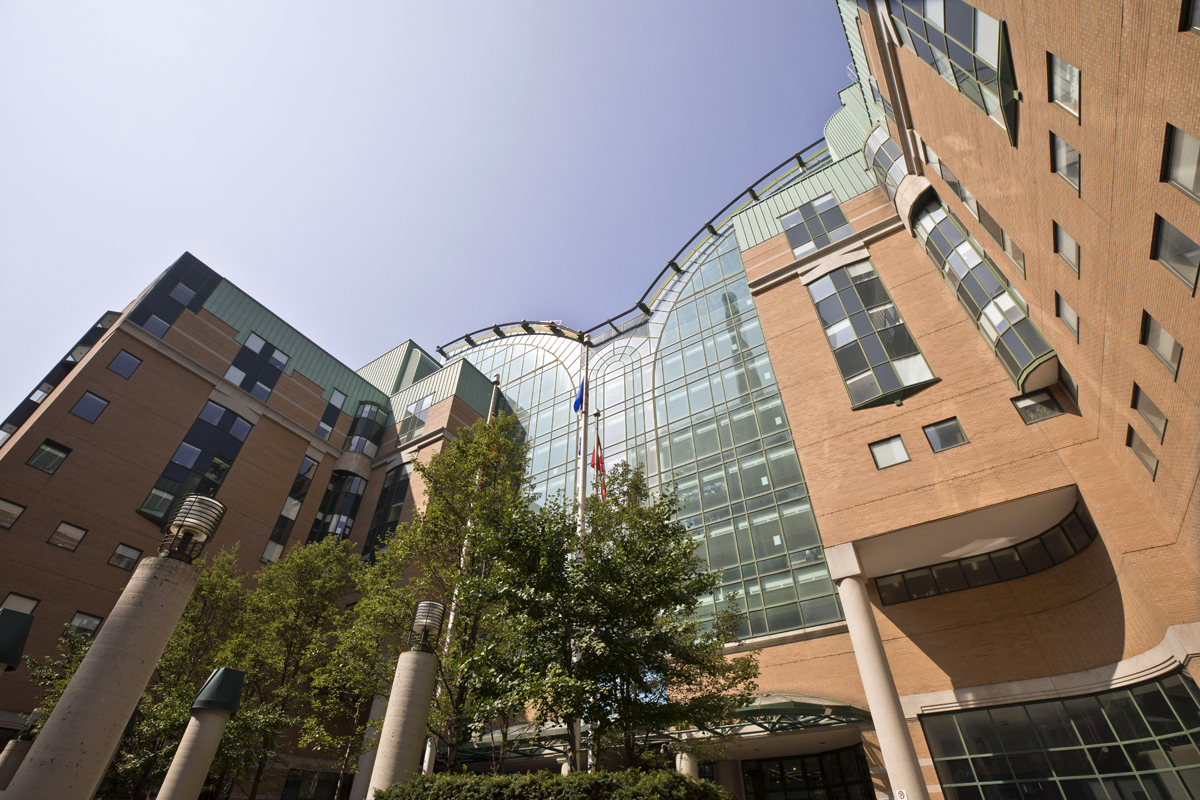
922, 671, 1200, 800
742, 744, 873, 800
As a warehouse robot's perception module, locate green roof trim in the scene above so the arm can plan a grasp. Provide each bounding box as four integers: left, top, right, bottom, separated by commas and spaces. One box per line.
201, 280, 388, 413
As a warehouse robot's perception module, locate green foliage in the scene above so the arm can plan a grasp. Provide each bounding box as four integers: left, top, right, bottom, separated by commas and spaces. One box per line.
494, 462, 758, 768
375, 770, 735, 800
362, 412, 534, 769
23, 628, 93, 736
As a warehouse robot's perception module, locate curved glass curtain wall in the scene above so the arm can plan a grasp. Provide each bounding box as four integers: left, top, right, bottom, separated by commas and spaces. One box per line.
459, 230, 842, 639
913, 198, 1055, 391
865, 128, 908, 201
654, 232, 842, 638
920, 670, 1200, 800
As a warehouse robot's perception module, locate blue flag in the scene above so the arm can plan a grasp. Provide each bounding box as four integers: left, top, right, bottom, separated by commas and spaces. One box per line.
572, 377, 586, 414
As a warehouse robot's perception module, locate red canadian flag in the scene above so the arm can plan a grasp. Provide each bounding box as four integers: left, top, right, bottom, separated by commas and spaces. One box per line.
590, 430, 606, 498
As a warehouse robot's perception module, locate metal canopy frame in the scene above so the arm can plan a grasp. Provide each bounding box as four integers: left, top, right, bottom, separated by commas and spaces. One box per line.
445, 694, 871, 766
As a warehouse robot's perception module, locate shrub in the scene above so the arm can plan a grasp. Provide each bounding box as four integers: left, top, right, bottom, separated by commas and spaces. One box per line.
376, 769, 735, 800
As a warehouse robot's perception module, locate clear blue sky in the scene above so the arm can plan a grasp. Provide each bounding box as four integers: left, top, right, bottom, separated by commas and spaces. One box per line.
0, 1, 852, 416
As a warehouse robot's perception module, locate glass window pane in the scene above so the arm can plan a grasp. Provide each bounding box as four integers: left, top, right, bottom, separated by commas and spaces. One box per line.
1155, 217, 1200, 288
48, 522, 87, 551
924, 418, 968, 451
870, 435, 910, 469
1168, 125, 1200, 199
69, 392, 109, 423
1133, 385, 1167, 439
1049, 53, 1081, 115
1143, 314, 1182, 374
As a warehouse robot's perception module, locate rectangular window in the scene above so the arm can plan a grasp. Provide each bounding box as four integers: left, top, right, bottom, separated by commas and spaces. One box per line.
1052, 133, 1081, 191
869, 435, 910, 469
29, 382, 54, 403
1054, 222, 1080, 272
1141, 312, 1183, 375
1048, 53, 1081, 116
67, 612, 102, 637
1, 593, 38, 614
1012, 389, 1064, 424
1056, 292, 1079, 339
48, 521, 87, 551
107, 543, 143, 571
69, 392, 109, 423
923, 142, 942, 177
1164, 125, 1200, 201
0, 498, 25, 529
224, 332, 290, 402
1153, 215, 1200, 290
106, 350, 142, 379
923, 418, 969, 452
27, 440, 71, 474
1059, 362, 1079, 403
1189, 0, 1200, 32
1002, 230, 1025, 274
1132, 384, 1168, 441
1127, 425, 1159, 478
779, 193, 852, 259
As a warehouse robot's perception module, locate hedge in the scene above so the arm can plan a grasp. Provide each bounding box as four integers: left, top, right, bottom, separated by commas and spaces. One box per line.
375, 769, 735, 800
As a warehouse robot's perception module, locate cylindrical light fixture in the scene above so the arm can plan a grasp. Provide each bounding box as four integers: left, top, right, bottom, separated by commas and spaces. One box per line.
408, 601, 446, 653
158, 495, 226, 563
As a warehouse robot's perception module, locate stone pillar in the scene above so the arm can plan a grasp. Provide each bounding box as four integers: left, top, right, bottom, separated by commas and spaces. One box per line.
367, 650, 439, 795
156, 667, 243, 800
5, 556, 200, 800
826, 543, 929, 800
0, 739, 32, 790
676, 752, 699, 777
714, 760, 744, 799
349, 695, 387, 800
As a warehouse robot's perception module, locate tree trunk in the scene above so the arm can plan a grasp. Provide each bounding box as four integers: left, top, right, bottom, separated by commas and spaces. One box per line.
247, 756, 268, 800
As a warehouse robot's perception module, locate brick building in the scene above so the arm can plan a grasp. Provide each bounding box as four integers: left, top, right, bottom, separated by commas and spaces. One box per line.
1, 1, 1199, 798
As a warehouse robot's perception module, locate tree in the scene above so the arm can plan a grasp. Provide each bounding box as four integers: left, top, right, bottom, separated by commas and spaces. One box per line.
494, 461, 759, 769
221, 535, 361, 800
360, 411, 532, 770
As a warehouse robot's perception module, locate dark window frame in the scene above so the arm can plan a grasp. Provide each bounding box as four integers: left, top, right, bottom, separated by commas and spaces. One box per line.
1055, 292, 1080, 341
0, 497, 26, 529
869, 435, 911, 470
66, 611, 103, 638
923, 417, 970, 453
1126, 424, 1160, 479
1140, 311, 1183, 378
107, 543, 143, 571
26, 439, 72, 474
106, 350, 143, 379
1012, 389, 1065, 425
47, 521, 87, 552
1150, 214, 1200, 294
1050, 132, 1081, 194
1161, 124, 1200, 203
1131, 384, 1168, 443
68, 391, 110, 423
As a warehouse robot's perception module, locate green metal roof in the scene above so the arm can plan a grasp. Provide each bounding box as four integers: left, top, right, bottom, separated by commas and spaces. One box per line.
357, 340, 441, 396
389, 356, 496, 424
201, 280, 389, 412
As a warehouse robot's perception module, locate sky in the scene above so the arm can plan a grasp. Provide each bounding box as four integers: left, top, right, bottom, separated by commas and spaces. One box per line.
0, 1, 853, 416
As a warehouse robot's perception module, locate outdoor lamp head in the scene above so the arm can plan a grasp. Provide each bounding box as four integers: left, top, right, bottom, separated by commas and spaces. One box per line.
159, 495, 226, 563
409, 601, 446, 653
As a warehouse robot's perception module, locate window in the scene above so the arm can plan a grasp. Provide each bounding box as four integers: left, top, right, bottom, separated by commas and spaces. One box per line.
1164, 125, 1200, 201
396, 395, 434, 445
1, 593, 38, 614
330, 389, 346, 408
69, 392, 109, 423
865, 131, 910, 201
1141, 312, 1183, 375
223, 332, 290, 402
1188, 0, 1200, 32
807, 260, 936, 408
1153, 215, 1200, 290
1056, 293, 1079, 339
316, 390, 346, 440
1053, 222, 1080, 272
920, 671, 1200, 800
923, 141, 942, 175
1051, 133, 1081, 190
1132, 384, 1168, 441
1001, 230, 1025, 275
923, 418, 968, 452
47, 522, 87, 551
1012, 389, 1064, 424
27, 440, 71, 474
1048, 53, 1080, 116
869, 435, 910, 469
0, 498, 25, 529
779, 194, 853, 259
108, 543, 142, 571
107, 350, 142, 379
877, 502, 1097, 605
1059, 362, 1079, 403
29, 382, 54, 404
67, 612, 102, 637
1127, 425, 1160, 478
262, 455, 319, 563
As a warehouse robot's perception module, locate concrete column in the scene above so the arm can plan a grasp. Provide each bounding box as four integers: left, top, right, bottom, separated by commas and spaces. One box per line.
714, 760, 743, 799
559, 759, 570, 776
156, 708, 232, 800
4, 556, 200, 800
0, 740, 31, 790
826, 543, 929, 800
675, 752, 699, 777
349, 695, 387, 800
367, 650, 439, 796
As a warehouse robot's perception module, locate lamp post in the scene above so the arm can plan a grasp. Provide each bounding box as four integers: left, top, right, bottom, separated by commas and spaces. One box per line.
4, 496, 226, 800
157, 667, 244, 800
367, 601, 445, 795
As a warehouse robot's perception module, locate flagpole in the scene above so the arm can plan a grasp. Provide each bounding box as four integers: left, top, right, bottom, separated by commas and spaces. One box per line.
576, 335, 590, 538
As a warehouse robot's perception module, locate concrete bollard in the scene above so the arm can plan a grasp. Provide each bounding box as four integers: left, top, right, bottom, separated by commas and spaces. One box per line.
0, 740, 31, 790
157, 667, 244, 800
3, 557, 201, 800
348, 695, 387, 800
366, 650, 439, 795
676, 751, 700, 777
